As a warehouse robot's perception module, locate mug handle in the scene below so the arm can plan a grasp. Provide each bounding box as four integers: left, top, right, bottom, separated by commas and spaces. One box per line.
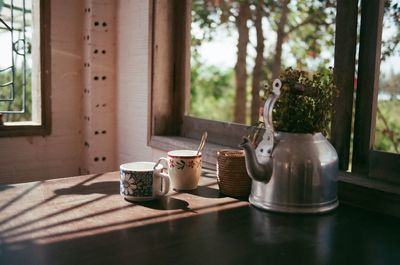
154, 157, 170, 196
154, 157, 168, 171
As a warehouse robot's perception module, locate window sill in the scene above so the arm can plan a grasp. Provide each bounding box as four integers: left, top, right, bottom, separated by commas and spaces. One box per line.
0, 123, 50, 137
149, 135, 400, 218
338, 172, 400, 218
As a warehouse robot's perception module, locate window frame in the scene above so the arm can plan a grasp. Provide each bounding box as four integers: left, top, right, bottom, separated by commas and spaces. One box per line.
149, 0, 248, 162
351, 0, 400, 184
0, 0, 51, 137
149, 0, 400, 215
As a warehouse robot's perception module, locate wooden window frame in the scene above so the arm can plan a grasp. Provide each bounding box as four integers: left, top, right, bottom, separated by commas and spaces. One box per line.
351, 0, 400, 184
149, 0, 248, 166
149, 0, 400, 216
0, 0, 51, 137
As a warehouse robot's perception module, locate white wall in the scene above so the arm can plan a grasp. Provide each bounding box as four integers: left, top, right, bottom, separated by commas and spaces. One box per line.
0, 0, 85, 184
116, 0, 164, 166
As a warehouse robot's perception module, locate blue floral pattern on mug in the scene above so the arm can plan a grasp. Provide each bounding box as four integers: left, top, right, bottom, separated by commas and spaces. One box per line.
120, 170, 153, 197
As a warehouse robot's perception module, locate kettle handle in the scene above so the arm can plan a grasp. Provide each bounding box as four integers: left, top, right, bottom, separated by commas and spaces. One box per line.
261, 79, 281, 155
263, 79, 281, 130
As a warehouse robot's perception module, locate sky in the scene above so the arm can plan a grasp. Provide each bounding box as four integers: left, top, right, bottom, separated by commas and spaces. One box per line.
192, 5, 400, 79
0, 32, 13, 69
194, 27, 400, 77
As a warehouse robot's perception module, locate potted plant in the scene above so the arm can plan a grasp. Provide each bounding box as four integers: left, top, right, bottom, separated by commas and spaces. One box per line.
270, 67, 338, 136
240, 67, 340, 214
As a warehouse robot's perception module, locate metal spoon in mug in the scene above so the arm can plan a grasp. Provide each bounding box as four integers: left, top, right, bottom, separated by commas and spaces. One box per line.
196, 132, 208, 156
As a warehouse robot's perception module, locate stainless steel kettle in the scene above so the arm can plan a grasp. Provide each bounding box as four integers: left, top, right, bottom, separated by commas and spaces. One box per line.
240, 79, 338, 213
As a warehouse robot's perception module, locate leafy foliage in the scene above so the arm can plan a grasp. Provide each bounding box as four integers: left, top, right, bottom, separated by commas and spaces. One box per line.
270, 67, 338, 135
381, 0, 400, 61
379, 71, 400, 98
191, 0, 337, 123
375, 100, 400, 153
190, 60, 235, 121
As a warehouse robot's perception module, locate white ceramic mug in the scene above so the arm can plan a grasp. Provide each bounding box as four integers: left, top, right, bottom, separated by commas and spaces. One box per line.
120, 161, 170, 201
156, 150, 202, 191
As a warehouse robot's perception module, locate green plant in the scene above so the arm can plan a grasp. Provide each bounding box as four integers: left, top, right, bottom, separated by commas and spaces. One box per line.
268, 67, 338, 136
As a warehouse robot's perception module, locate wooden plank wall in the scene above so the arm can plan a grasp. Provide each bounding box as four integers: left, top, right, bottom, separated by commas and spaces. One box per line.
81, 0, 117, 174
0, 0, 85, 183
116, 0, 165, 165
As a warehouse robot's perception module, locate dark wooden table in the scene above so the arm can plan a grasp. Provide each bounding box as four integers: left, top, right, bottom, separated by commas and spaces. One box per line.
0, 171, 399, 265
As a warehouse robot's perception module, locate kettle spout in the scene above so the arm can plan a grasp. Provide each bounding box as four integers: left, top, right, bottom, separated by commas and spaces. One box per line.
239, 137, 273, 182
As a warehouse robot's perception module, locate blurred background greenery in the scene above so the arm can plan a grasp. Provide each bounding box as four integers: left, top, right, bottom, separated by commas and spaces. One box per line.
0, 69, 32, 122
189, 0, 400, 154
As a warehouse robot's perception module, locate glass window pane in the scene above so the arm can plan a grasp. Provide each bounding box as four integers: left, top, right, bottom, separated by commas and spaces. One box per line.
374, 0, 400, 154
0, 0, 34, 122
189, 0, 336, 125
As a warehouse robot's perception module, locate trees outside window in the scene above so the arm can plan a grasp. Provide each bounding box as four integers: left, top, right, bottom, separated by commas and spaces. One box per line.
190, 0, 335, 125
151, 0, 399, 188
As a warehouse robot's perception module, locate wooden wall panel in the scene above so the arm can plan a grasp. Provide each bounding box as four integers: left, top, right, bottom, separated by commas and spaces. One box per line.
81, 0, 117, 175
0, 0, 85, 184
116, 0, 158, 165
151, 0, 191, 136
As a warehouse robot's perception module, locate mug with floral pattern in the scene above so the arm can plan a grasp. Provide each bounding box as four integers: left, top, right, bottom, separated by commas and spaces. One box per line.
156, 150, 202, 190
120, 161, 170, 201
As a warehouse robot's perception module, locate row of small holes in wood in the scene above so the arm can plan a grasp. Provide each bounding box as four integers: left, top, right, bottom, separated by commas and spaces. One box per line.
83, 111, 107, 121
94, 157, 107, 162
93, 49, 106, 54
80, 40, 108, 54
83, 7, 110, 30
83, 5, 112, 170
94, 21, 107, 27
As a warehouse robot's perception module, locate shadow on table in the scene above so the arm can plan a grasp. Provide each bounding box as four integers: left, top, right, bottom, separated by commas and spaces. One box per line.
130, 196, 190, 211
0, 184, 14, 192
54, 181, 119, 196
3, 203, 400, 265
180, 185, 225, 199
178, 182, 249, 201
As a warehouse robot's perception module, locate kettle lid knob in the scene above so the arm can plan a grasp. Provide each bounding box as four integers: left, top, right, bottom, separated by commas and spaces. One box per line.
272, 79, 282, 96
